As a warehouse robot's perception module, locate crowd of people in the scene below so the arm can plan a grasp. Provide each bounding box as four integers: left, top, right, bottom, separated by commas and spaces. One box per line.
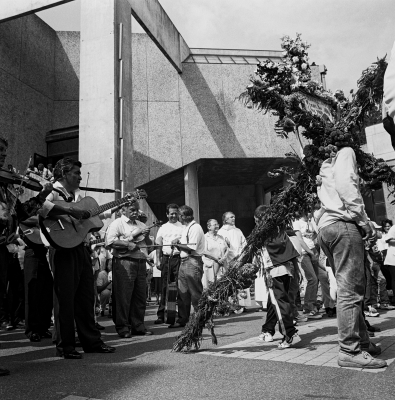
0, 141, 394, 376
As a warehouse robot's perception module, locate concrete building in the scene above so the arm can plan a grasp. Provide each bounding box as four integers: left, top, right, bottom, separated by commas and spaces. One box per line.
2, 1, 331, 235
364, 124, 395, 223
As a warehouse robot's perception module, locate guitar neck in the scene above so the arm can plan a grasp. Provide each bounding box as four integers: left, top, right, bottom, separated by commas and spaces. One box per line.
90, 238, 104, 245
89, 195, 135, 217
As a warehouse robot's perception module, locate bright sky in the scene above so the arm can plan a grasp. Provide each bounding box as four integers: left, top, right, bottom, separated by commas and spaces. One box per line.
37, 0, 395, 94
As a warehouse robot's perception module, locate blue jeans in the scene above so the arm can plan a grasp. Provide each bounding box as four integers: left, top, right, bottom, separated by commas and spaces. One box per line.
318, 221, 370, 354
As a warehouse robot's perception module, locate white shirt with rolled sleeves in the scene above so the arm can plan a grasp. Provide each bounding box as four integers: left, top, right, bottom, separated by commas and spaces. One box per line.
179, 221, 205, 258
317, 147, 369, 231
105, 214, 148, 258
155, 221, 183, 256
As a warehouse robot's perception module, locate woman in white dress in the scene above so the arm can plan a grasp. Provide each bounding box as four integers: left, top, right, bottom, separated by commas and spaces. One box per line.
202, 219, 228, 289
218, 211, 251, 311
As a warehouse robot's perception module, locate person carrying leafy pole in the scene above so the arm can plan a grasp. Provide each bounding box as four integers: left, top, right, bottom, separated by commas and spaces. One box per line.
173, 33, 395, 355
254, 206, 301, 349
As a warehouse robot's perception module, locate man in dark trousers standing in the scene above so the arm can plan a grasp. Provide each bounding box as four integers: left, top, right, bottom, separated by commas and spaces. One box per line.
154, 203, 184, 326
39, 157, 116, 359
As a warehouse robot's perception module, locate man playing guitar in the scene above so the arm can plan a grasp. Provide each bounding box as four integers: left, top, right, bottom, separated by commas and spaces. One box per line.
105, 202, 154, 338
38, 157, 116, 359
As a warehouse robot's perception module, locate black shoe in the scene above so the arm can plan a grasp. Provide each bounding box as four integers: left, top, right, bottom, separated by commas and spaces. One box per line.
95, 322, 105, 331
325, 308, 335, 318
85, 343, 116, 353
0, 368, 10, 376
5, 324, 16, 331
29, 333, 41, 342
56, 349, 83, 359
119, 332, 132, 338
154, 319, 164, 325
367, 325, 381, 333
40, 330, 52, 339
132, 330, 154, 336
168, 323, 185, 329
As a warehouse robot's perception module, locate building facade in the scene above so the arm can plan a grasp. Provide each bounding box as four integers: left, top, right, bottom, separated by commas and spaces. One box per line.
1, 5, 330, 235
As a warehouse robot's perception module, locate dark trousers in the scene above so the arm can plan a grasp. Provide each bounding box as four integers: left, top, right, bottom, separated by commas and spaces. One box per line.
384, 265, 395, 297
6, 255, 24, 325
262, 274, 296, 339
113, 257, 147, 335
24, 247, 53, 337
157, 255, 182, 320
0, 246, 10, 323
177, 257, 203, 325
52, 244, 102, 353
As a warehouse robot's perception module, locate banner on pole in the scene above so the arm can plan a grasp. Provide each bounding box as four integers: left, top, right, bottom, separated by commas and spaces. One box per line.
300, 93, 335, 122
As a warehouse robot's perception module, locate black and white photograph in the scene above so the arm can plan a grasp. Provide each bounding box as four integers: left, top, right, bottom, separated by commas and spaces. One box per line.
1, 0, 395, 399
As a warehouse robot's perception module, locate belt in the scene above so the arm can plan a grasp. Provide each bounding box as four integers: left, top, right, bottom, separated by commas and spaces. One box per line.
117, 257, 146, 263
181, 255, 202, 262
163, 254, 180, 258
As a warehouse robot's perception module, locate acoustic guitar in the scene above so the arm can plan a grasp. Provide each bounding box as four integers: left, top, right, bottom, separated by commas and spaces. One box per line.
20, 216, 42, 245
130, 220, 163, 243
39, 189, 147, 249
164, 247, 177, 325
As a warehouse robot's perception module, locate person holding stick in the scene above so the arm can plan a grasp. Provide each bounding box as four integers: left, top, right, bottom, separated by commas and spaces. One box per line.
153, 204, 183, 325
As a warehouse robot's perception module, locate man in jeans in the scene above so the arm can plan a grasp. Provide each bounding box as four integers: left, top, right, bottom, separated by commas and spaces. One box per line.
171, 205, 205, 328
317, 146, 386, 369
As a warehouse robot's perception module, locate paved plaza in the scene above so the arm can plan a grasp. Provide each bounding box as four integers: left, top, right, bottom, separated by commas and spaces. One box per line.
201, 311, 395, 373
1, 305, 395, 400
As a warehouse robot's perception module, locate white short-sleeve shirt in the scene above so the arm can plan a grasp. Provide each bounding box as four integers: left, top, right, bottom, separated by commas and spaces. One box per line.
155, 221, 183, 255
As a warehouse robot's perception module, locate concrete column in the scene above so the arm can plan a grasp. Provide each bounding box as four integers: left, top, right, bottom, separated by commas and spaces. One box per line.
255, 184, 264, 206
263, 192, 271, 205
79, 0, 132, 207
184, 163, 200, 223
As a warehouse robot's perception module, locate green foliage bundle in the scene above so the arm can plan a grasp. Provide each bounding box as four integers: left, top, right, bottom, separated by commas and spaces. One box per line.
173, 34, 393, 352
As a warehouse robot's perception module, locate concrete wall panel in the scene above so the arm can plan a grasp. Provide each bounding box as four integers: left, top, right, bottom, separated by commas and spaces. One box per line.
129, 0, 189, 72
132, 101, 149, 187
146, 38, 179, 102
0, 18, 22, 78
52, 100, 79, 130
20, 15, 55, 99
147, 101, 182, 181
19, 84, 52, 162
179, 63, 245, 163
131, 34, 148, 101
55, 31, 80, 100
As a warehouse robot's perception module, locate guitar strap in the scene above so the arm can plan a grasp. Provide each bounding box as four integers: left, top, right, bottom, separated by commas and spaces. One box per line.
53, 188, 73, 202
185, 222, 196, 254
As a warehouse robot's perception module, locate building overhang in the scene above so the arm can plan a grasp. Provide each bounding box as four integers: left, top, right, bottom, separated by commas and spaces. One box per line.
137, 157, 296, 204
